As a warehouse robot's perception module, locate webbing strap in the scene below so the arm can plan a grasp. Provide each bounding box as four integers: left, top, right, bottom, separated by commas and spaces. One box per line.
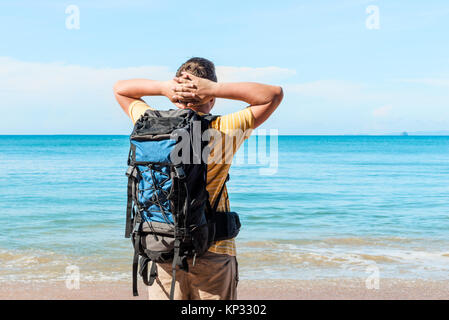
201, 114, 219, 123
125, 178, 133, 238
210, 174, 230, 213
169, 268, 177, 300
139, 258, 158, 287
132, 234, 140, 296
139, 256, 149, 286
169, 239, 189, 300
125, 166, 137, 238
169, 239, 180, 300
148, 261, 158, 286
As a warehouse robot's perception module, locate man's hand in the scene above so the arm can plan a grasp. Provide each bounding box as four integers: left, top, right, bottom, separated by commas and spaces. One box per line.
171, 72, 216, 108
165, 79, 203, 109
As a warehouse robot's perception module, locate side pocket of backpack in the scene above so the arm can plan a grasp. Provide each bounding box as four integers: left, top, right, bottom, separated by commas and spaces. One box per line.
214, 212, 241, 241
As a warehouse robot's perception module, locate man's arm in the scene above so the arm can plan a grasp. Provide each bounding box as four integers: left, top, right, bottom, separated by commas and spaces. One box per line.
208, 82, 283, 128
172, 73, 283, 128
113, 79, 202, 117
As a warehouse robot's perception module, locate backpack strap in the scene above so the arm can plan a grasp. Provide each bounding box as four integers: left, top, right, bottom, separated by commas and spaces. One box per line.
148, 261, 158, 286
201, 113, 219, 124
140, 258, 157, 287
207, 174, 230, 214
125, 165, 138, 238
169, 174, 190, 300
132, 232, 141, 296
170, 238, 188, 300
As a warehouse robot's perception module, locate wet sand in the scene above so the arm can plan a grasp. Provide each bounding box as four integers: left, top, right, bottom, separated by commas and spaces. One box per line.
1, 278, 448, 300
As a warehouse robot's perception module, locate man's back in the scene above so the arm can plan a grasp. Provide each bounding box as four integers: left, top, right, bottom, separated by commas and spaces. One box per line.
128, 100, 255, 256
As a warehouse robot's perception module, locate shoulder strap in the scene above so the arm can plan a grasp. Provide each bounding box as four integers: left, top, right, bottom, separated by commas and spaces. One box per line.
132, 233, 141, 296
202, 113, 227, 213
201, 113, 220, 124
125, 165, 138, 238
207, 174, 230, 214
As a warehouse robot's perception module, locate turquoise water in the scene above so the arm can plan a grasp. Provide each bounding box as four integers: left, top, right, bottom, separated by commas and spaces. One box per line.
1, 135, 449, 282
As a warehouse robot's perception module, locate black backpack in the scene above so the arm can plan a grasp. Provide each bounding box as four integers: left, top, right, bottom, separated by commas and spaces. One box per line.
125, 108, 240, 298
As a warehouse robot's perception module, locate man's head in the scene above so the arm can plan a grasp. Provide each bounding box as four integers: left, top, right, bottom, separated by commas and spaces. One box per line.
175, 57, 217, 113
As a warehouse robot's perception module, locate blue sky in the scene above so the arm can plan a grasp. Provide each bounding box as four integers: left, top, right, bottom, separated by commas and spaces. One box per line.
1, 0, 448, 134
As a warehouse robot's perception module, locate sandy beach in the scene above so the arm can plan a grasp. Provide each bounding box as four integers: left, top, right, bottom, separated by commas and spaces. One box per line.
1, 279, 448, 300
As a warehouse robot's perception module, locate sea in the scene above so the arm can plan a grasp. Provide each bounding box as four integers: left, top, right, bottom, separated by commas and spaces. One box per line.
1, 135, 448, 283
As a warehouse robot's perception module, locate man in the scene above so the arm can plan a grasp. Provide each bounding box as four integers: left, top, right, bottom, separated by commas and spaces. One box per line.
114, 57, 283, 300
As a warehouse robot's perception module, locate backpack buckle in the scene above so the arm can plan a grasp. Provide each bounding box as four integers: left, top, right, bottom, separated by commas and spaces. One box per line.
174, 166, 186, 179
126, 166, 135, 177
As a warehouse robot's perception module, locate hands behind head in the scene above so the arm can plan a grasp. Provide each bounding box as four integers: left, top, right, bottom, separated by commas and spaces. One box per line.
170, 72, 215, 109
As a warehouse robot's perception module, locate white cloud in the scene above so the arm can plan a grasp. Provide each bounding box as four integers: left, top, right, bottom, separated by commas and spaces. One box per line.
217, 66, 296, 83
0, 57, 172, 100
284, 80, 367, 102
395, 78, 449, 88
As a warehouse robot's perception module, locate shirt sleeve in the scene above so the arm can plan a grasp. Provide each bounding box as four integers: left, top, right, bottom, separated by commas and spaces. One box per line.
211, 107, 255, 137
209, 107, 255, 162
128, 100, 154, 124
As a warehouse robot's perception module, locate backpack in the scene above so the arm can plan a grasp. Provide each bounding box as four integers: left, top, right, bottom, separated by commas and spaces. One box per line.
124, 108, 241, 299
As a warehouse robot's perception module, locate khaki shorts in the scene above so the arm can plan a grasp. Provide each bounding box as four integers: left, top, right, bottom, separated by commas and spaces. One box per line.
147, 251, 239, 300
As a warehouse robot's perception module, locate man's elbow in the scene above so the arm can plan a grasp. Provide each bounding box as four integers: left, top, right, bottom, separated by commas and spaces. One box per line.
272, 86, 284, 107
113, 80, 125, 95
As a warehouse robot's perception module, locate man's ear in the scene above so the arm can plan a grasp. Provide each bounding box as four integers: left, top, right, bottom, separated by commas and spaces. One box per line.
209, 98, 216, 109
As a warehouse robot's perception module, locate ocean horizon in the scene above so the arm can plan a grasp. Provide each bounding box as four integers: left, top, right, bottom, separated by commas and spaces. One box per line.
1, 133, 449, 136
1, 135, 449, 283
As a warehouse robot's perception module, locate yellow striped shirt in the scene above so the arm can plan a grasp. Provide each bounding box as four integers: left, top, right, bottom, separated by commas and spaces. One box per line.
129, 100, 254, 256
